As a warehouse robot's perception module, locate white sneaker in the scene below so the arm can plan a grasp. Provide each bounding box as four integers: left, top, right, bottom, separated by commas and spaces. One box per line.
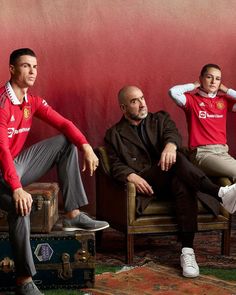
218, 184, 236, 214
180, 247, 199, 278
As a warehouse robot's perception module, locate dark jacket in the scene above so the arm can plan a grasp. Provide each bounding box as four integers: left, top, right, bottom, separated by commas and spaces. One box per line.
105, 111, 220, 216
104, 111, 182, 182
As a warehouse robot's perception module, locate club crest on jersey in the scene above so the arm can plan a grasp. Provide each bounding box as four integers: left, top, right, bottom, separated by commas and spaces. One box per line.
23, 106, 31, 120
216, 101, 225, 110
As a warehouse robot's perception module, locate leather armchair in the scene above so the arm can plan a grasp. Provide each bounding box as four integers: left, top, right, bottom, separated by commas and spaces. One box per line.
95, 146, 232, 264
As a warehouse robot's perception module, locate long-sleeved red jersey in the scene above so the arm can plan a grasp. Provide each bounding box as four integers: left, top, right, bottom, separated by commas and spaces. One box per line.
0, 83, 88, 190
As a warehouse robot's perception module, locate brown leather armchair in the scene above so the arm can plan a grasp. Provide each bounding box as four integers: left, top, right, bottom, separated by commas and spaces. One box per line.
95, 146, 232, 264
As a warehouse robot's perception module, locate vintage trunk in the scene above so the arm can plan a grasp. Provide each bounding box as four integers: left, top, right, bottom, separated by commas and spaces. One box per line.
0, 230, 95, 290
0, 182, 59, 233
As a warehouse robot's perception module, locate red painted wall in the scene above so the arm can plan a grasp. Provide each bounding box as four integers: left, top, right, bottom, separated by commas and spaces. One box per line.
1, 0, 236, 214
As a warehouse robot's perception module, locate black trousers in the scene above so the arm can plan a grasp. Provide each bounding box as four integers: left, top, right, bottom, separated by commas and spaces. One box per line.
140, 151, 220, 233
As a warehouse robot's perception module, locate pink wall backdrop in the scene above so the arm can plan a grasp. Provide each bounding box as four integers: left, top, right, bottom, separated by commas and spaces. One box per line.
1, 0, 236, 213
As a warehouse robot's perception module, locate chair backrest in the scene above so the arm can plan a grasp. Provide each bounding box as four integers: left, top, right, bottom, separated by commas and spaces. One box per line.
96, 146, 111, 175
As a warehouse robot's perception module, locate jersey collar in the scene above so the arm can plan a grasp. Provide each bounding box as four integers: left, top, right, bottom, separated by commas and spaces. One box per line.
197, 88, 217, 98
5, 81, 28, 105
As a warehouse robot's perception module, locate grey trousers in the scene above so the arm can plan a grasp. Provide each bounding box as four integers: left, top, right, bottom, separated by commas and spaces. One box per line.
0, 135, 88, 277
190, 144, 236, 182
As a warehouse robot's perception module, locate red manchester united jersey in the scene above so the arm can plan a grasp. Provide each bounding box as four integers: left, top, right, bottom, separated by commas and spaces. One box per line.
184, 92, 235, 148
0, 83, 88, 190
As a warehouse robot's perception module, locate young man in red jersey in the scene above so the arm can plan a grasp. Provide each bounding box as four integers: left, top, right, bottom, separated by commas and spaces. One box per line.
169, 64, 236, 181
0, 48, 109, 295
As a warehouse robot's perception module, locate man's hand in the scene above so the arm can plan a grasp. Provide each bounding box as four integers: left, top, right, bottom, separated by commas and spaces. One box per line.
158, 142, 177, 171
219, 83, 228, 93
127, 173, 154, 195
13, 188, 33, 216
81, 144, 99, 176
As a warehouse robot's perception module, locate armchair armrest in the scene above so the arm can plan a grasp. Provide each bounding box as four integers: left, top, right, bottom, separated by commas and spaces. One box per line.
96, 146, 137, 230
95, 146, 139, 225
219, 205, 231, 218
96, 146, 111, 175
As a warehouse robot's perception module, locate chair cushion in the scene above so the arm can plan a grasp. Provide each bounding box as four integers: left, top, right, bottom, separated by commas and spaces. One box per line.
142, 199, 210, 216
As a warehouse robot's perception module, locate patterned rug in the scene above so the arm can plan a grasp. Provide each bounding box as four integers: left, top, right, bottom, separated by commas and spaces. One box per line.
84, 262, 236, 295
90, 225, 236, 294
96, 227, 236, 269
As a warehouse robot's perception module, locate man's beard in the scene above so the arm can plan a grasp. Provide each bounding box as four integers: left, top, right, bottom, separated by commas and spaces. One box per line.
128, 110, 148, 121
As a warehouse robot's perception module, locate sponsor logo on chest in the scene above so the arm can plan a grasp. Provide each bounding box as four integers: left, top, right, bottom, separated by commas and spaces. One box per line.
198, 111, 223, 119
8, 127, 30, 138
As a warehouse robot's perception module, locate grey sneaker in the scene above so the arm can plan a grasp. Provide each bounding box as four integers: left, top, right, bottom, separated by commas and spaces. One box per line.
15, 281, 43, 295
218, 183, 236, 214
62, 212, 110, 232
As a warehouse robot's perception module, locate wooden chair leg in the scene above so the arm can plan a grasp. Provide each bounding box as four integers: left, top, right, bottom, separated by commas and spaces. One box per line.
221, 229, 231, 256
221, 214, 231, 256
125, 233, 134, 264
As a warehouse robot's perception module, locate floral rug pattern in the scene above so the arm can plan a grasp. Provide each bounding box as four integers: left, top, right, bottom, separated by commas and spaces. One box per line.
84, 263, 236, 295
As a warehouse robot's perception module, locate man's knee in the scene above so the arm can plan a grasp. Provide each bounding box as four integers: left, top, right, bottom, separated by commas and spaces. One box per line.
54, 135, 77, 152
52, 134, 69, 148
51, 135, 78, 158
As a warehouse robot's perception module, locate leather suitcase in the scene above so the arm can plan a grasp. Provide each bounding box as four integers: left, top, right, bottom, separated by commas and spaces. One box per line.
0, 230, 95, 291
0, 182, 59, 233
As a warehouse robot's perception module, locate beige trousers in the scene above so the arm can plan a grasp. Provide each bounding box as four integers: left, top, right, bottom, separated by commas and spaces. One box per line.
190, 144, 236, 182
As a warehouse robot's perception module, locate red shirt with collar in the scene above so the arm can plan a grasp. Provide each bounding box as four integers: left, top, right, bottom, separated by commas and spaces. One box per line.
0, 85, 88, 190
184, 92, 235, 148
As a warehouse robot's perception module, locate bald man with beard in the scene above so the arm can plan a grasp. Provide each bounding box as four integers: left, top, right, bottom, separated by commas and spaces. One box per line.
105, 85, 236, 278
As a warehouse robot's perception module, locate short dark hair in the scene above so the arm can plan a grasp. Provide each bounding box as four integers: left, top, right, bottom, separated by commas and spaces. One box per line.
9, 48, 36, 65
200, 64, 221, 76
